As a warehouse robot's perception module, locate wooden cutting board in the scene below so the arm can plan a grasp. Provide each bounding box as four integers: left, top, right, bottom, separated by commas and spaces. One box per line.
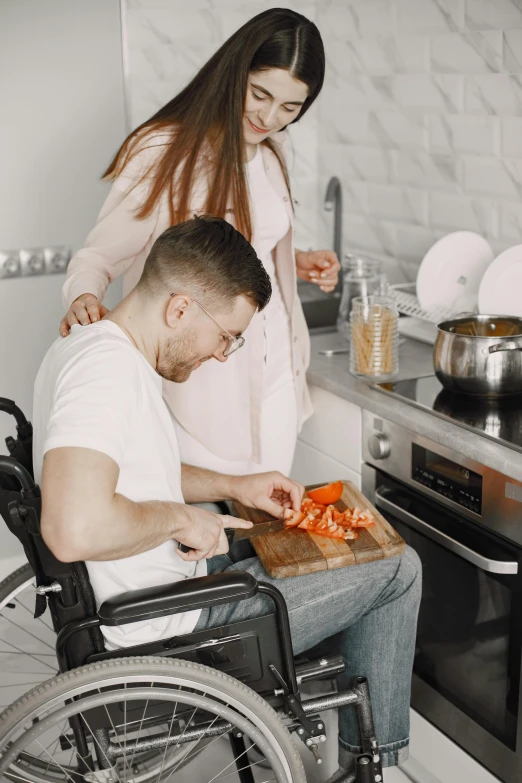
232, 480, 405, 578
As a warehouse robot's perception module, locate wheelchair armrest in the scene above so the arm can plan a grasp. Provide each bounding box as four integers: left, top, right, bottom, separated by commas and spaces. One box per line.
98, 571, 258, 626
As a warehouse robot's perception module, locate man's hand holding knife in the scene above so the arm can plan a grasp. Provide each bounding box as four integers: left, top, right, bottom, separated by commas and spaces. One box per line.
177, 470, 305, 562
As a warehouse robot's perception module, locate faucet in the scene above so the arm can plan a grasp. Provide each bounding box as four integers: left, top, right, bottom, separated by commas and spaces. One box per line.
324, 176, 343, 295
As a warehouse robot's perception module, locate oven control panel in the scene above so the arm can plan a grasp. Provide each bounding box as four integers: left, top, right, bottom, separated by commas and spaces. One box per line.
412, 443, 483, 514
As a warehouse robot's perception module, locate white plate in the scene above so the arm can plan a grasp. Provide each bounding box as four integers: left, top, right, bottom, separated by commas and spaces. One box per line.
478, 245, 522, 316
416, 231, 494, 313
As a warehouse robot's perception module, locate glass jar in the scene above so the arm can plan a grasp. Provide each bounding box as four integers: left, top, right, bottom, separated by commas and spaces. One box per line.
337, 255, 384, 340
349, 295, 399, 380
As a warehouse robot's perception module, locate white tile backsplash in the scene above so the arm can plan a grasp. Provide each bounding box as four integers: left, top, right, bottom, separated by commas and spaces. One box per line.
463, 155, 522, 197
504, 29, 522, 71
464, 73, 522, 115
343, 213, 397, 255
318, 0, 522, 265
330, 36, 428, 76
499, 200, 522, 240
501, 116, 522, 155
429, 191, 496, 233
394, 150, 459, 191
365, 183, 429, 225
395, 0, 465, 34
368, 111, 429, 150
428, 114, 499, 155
430, 31, 503, 74
466, 0, 522, 31
377, 74, 464, 112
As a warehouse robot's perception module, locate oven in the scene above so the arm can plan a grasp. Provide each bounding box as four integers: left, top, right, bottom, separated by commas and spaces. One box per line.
361, 411, 522, 783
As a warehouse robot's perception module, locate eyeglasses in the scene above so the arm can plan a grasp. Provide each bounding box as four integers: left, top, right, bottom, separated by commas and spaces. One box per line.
170, 293, 245, 357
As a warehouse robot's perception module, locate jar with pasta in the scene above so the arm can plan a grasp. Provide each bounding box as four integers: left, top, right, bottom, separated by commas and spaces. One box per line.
349, 295, 399, 379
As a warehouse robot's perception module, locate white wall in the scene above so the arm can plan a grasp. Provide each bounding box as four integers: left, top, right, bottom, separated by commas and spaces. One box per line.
0, 0, 127, 570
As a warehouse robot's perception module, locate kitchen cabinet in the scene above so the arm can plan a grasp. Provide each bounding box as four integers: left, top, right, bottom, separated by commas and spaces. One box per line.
291, 384, 362, 485
291, 439, 361, 488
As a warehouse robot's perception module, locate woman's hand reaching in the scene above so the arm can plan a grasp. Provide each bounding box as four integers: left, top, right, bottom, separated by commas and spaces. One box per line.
295, 249, 341, 293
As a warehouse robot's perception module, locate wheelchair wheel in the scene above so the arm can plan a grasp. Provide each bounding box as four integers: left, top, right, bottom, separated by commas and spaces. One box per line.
0, 563, 59, 709
0, 656, 306, 783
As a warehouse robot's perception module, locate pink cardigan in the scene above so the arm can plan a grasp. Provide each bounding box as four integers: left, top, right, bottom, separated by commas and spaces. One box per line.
63, 132, 312, 463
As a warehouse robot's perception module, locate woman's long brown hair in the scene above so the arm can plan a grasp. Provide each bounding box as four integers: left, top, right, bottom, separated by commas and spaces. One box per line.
103, 8, 325, 242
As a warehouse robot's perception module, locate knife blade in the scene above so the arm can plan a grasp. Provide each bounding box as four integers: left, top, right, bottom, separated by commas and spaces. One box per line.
179, 518, 286, 554
232, 518, 286, 541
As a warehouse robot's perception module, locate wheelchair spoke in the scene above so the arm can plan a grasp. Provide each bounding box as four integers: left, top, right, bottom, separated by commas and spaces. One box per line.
79, 712, 125, 783
155, 702, 193, 783
123, 684, 128, 781
34, 739, 80, 783
0, 638, 57, 672
163, 712, 224, 779
213, 759, 273, 782
60, 718, 96, 776
206, 742, 252, 783
99, 691, 126, 767
41, 729, 65, 777
126, 684, 153, 773
4, 616, 57, 653
13, 595, 55, 634
2, 771, 46, 783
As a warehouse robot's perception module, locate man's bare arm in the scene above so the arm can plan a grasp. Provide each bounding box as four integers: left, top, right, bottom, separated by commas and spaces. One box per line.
180, 463, 233, 504
41, 447, 250, 563
181, 463, 304, 518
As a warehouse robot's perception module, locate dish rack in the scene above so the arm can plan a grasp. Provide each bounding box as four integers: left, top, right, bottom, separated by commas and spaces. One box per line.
388, 283, 462, 345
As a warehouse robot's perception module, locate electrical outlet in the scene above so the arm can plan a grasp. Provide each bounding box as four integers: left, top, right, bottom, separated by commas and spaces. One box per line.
0, 245, 71, 279
0, 251, 21, 279
44, 245, 71, 274
20, 248, 46, 276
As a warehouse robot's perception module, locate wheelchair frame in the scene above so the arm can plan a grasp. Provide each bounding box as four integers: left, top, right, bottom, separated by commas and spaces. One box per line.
0, 399, 384, 783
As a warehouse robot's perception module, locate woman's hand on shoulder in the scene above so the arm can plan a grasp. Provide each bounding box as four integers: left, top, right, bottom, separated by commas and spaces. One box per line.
295, 249, 340, 293
60, 294, 109, 337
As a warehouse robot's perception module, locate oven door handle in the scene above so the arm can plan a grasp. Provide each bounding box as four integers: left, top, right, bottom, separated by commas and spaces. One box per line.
375, 488, 518, 575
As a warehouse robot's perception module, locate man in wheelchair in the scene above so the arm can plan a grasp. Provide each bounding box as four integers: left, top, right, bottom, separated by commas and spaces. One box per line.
30, 216, 421, 782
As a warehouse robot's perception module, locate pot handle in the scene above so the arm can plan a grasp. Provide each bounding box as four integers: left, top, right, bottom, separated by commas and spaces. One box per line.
488, 341, 522, 354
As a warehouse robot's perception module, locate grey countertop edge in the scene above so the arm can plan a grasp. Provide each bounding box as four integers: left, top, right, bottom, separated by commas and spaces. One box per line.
307, 331, 522, 484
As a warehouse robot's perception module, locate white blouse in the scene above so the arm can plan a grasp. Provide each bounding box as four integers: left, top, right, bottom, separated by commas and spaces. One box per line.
246, 146, 291, 353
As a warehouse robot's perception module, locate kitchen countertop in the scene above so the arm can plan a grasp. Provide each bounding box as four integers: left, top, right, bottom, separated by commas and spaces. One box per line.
307, 330, 522, 483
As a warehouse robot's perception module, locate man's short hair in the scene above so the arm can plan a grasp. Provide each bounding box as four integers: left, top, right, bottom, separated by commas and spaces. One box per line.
137, 215, 272, 311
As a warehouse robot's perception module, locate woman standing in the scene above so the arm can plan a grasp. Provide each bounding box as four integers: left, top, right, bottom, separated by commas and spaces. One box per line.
60, 8, 339, 476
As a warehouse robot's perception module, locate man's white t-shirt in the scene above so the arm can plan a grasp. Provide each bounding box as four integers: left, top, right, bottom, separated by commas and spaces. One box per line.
33, 320, 207, 650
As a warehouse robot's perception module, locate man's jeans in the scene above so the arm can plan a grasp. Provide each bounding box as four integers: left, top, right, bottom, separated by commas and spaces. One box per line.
194, 543, 422, 770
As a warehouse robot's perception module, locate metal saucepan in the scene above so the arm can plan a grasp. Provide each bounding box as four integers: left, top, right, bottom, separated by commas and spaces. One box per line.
434, 315, 522, 396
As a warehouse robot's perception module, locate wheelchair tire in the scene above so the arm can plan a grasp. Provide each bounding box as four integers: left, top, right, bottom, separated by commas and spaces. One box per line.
0, 562, 62, 712
0, 655, 306, 783
0, 562, 34, 610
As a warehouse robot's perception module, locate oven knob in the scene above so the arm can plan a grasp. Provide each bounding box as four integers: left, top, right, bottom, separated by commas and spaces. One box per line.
368, 433, 391, 460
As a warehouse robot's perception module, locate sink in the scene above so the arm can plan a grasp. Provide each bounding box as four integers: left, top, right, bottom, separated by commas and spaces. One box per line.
302, 298, 340, 329
298, 281, 341, 329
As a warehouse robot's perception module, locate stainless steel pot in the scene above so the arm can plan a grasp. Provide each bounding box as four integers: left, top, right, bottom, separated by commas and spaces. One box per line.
434, 315, 522, 396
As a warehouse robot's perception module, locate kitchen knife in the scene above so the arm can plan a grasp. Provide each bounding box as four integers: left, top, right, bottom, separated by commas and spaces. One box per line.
178, 518, 286, 554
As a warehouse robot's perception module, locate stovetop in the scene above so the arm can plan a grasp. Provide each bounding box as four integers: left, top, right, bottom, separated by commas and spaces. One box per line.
374, 374, 522, 456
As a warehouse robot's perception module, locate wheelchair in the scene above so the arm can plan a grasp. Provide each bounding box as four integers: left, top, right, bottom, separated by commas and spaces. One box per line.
0, 399, 383, 783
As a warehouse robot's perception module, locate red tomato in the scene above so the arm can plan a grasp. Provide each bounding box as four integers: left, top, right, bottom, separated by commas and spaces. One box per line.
307, 481, 343, 505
